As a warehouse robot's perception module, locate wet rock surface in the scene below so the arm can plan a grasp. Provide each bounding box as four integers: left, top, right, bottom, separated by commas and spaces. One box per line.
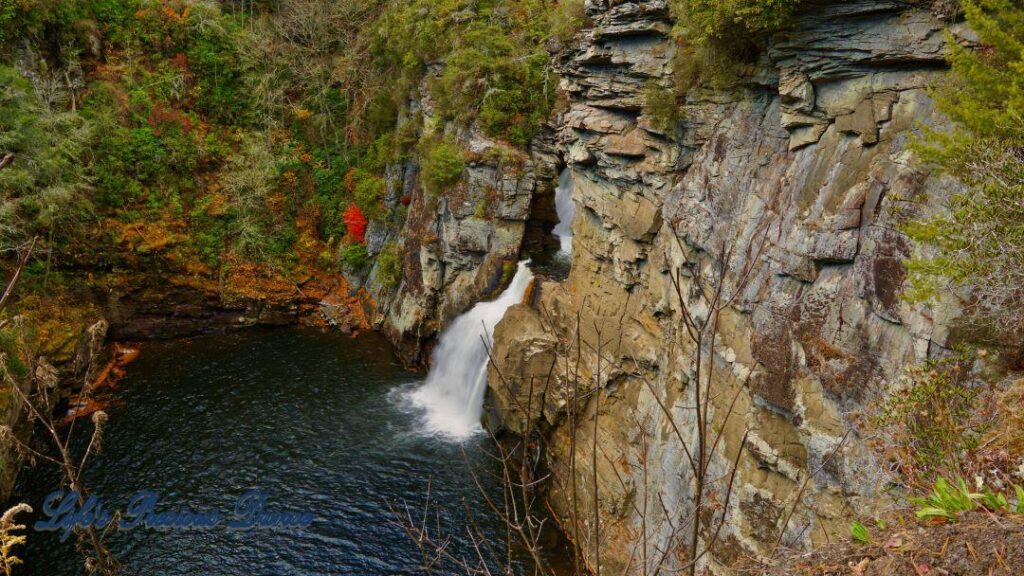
486, 0, 967, 573
100, 272, 348, 340
366, 87, 561, 366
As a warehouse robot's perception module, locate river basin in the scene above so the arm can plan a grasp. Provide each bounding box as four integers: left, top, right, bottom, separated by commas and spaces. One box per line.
12, 328, 535, 575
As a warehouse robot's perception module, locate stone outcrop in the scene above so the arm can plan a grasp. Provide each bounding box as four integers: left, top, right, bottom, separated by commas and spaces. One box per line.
366, 84, 560, 365
487, 0, 966, 573
92, 266, 359, 340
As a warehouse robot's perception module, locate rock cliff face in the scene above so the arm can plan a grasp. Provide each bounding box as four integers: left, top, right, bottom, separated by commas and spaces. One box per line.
486, 0, 967, 572
365, 85, 560, 365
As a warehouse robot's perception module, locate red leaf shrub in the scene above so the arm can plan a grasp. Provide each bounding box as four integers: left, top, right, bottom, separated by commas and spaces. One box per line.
343, 203, 368, 244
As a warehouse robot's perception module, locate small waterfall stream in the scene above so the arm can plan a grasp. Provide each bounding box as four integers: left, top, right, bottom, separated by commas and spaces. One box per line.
552, 167, 575, 254
411, 169, 574, 440
409, 261, 535, 439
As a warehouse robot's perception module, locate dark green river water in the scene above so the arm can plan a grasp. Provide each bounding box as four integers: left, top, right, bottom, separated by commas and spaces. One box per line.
12, 328, 536, 575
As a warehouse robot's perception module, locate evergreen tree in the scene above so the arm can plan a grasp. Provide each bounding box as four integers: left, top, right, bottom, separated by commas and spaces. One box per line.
906, 0, 1024, 333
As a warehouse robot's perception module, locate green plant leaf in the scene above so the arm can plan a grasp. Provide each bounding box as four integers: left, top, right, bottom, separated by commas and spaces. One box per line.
976, 488, 1008, 512
915, 506, 955, 521
849, 521, 870, 544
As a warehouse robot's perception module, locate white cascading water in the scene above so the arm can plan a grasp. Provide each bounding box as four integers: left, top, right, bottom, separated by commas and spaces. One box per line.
409, 261, 535, 439
552, 167, 575, 254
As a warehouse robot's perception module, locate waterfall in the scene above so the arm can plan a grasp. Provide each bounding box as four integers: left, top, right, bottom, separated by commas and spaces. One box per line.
409, 261, 535, 439
552, 167, 575, 254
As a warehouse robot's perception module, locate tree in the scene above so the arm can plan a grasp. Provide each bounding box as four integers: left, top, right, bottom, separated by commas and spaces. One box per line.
906, 0, 1024, 334
222, 133, 277, 262
0, 65, 94, 260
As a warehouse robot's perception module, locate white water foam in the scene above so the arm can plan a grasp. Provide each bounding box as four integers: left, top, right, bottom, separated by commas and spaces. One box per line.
552, 167, 575, 254
408, 261, 535, 439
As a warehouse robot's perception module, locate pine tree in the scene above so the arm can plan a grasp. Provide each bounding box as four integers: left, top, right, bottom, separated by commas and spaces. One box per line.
906, 0, 1024, 333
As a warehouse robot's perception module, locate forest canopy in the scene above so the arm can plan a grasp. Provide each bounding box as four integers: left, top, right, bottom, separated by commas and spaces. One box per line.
0, 0, 583, 279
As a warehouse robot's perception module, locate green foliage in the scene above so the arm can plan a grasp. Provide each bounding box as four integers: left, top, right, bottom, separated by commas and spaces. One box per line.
375, 242, 402, 288
348, 170, 387, 220
643, 81, 680, 132
905, 0, 1024, 332
0, 1, 329, 274
420, 138, 465, 195
180, 5, 253, 124
93, 118, 202, 209
674, 0, 800, 42
672, 40, 747, 93
548, 0, 588, 43
907, 477, 1024, 523
0, 1, 15, 45
378, 0, 557, 145
187, 194, 227, 266
669, 0, 800, 90
219, 133, 301, 266
340, 243, 369, 270
848, 521, 870, 544
912, 478, 977, 522
310, 150, 355, 240
21, 259, 65, 289
0, 0, 572, 285
0, 65, 94, 251
474, 199, 488, 219
500, 260, 516, 287
874, 350, 985, 483
976, 486, 1009, 512
1, 0, 131, 47
0, 328, 27, 379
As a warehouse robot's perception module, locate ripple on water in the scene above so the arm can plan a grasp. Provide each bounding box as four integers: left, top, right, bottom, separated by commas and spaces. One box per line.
13, 328, 532, 575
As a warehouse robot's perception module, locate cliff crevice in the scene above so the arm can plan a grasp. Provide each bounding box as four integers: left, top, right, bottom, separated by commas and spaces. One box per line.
486, 0, 968, 572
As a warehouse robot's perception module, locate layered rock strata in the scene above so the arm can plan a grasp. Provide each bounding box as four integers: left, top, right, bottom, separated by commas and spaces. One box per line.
486, 0, 965, 572
366, 86, 560, 365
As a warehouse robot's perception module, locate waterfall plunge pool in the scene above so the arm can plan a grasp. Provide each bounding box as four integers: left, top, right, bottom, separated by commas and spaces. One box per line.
13, 328, 548, 575
15, 168, 580, 575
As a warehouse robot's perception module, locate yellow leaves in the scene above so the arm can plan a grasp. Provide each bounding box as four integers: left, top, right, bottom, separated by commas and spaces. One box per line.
296, 228, 321, 263
221, 259, 294, 301
159, 5, 190, 24
180, 256, 212, 278
0, 503, 31, 576
280, 170, 299, 189
8, 292, 101, 365
202, 192, 230, 217
116, 219, 188, 254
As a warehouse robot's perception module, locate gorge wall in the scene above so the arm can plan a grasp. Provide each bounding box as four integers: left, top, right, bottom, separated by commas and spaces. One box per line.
363, 80, 561, 365
481, 0, 971, 572
0, 0, 981, 565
